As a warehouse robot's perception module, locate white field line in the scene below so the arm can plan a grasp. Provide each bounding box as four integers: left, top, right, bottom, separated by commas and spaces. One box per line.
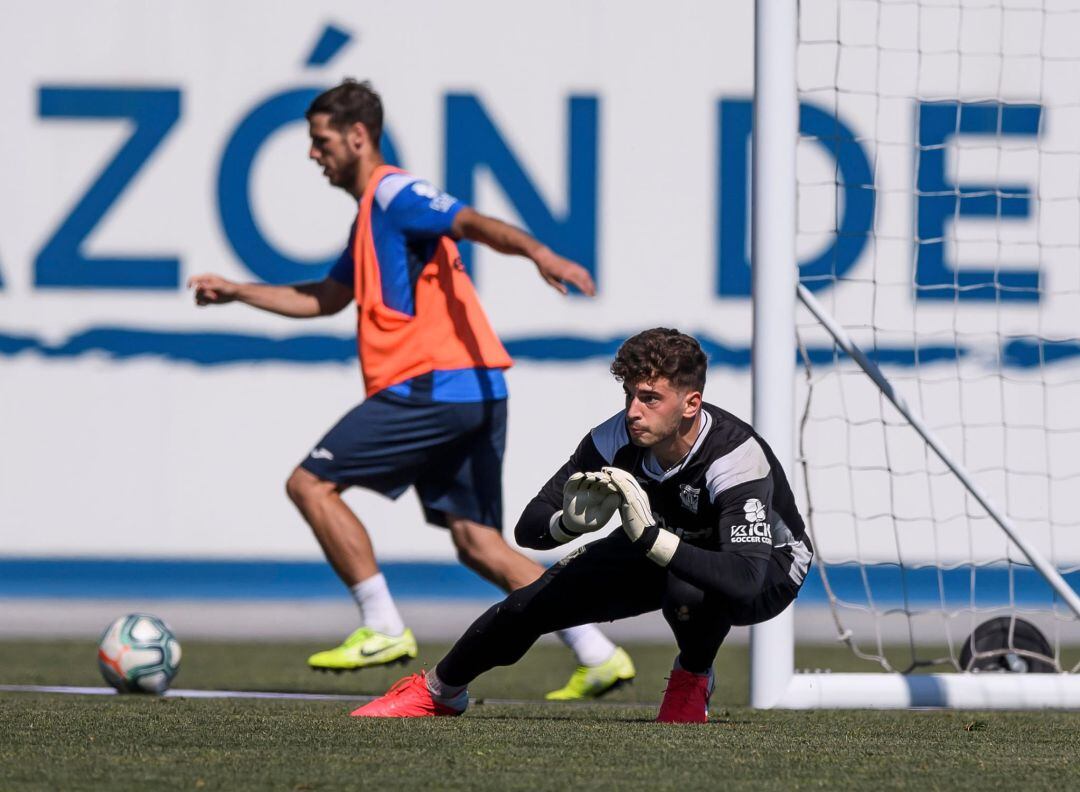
0, 684, 651, 709
0, 684, 365, 702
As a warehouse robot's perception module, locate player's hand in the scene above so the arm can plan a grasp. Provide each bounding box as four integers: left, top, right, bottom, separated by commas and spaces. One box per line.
603, 467, 656, 543
188, 274, 241, 306
604, 467, 680, 567
561, 471, 621, 534
533, 247, 596, 297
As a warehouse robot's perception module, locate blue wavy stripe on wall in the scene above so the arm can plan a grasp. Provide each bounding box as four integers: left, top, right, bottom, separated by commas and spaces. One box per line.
1002, 337, 1080, 367
2, 327, 357, 366
800, 343, 965, 367
1, 558, 1077, 606
0, 332, 39, 355
807, 564, 1080, 609
0, 559, 502, 601
0, 326, 1069, 368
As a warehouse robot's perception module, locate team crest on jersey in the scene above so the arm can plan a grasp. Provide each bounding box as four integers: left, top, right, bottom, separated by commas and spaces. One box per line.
556, 545, 587, 566
679, 484, 700, 513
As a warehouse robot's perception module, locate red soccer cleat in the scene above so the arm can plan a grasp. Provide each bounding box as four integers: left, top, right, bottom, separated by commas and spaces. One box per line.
350, 673, 467, 718
655, 668, 714, 724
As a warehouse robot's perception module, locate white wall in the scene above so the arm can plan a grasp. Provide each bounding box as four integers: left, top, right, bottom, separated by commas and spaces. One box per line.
0, 1, 754, 563
3, 0, 1079, 566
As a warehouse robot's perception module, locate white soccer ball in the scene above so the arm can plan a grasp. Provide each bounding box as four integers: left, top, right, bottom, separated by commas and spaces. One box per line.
97, 613, 182, 694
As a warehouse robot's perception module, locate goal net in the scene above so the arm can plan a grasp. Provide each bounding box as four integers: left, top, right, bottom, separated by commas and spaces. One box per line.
768, 0, 1080, 705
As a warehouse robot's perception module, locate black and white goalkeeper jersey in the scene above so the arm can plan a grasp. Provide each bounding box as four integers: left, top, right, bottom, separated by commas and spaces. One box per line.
515, 402, 814, 595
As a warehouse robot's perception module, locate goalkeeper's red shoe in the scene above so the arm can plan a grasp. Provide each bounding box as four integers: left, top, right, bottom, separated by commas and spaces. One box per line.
655, 668, 714, 724
350, 673, 467, 718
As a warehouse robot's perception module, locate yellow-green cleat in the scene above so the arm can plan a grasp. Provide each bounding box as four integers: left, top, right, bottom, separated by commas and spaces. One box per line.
307, 627, 418, 671
545, 646, 636, 700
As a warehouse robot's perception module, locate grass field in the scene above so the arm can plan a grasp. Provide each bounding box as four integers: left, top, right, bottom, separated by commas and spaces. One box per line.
3, 638, 1080, 790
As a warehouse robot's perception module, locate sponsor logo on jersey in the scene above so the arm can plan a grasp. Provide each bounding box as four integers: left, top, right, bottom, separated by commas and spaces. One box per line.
744, 498, 766, 522
411, 181, 439, 198
310, 447, 335, 461
679, 484, 700, 513
730, 522, 772, 543
412, 180, 456, 212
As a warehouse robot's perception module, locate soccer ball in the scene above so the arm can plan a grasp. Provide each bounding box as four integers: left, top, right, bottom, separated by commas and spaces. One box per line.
97, 613, 182, 694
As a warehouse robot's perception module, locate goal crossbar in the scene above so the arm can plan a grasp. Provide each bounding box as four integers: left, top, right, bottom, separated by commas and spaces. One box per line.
775, 671, 1080, 709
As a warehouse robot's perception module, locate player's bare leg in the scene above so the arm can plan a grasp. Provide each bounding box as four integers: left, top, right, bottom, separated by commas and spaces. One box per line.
286, 467, 377, 585
446, 516, 545, 591
446, 514, 635, 699
286, 466, 416, 671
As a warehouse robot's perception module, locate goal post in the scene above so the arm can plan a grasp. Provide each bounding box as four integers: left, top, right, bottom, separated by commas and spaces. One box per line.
749, 0, 1080, 709
749, 0, 799, 710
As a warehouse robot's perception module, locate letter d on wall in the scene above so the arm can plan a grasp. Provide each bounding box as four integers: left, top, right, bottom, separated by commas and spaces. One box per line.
716, 99, 875, 297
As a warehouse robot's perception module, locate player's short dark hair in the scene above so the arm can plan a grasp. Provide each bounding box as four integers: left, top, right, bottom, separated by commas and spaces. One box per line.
306, 79, 383, 147
611, 328, 707, 393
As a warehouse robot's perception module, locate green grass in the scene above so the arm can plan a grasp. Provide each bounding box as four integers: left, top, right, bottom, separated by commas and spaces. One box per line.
3, 639, 1080, 790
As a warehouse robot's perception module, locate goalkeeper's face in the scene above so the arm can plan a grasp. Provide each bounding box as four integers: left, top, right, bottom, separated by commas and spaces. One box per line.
623, 377, 700, 449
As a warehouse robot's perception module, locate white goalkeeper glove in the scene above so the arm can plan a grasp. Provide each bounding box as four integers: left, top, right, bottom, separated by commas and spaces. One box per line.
549, 471, 621, 544
602, 466, 681, 567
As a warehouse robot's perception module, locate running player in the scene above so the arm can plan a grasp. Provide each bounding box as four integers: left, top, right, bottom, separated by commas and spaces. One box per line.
352, 328, 814, 722
188, 79, 634, 700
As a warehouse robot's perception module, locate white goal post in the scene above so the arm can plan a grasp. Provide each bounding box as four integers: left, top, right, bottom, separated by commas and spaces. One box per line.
749, 0, 1080, 709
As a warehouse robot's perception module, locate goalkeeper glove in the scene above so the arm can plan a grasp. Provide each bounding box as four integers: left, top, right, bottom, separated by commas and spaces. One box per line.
549, 471, 621, 544
602, 466, 681, 567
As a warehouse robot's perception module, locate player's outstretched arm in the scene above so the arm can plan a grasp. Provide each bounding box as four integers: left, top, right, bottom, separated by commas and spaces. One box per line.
451, 207, 596, 296
187, 274, 353, 318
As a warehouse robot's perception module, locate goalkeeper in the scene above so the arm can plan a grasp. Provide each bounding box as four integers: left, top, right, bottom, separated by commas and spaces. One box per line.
353, 328, 814, 723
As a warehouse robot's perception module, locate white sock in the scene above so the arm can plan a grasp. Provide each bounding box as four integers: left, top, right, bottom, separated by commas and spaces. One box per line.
349, 573, 405, 636
557, 624, 617, 667
425, 669, 469, 709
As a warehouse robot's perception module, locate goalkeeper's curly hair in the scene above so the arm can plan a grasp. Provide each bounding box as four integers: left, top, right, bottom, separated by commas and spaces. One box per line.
611, 328, 707, 393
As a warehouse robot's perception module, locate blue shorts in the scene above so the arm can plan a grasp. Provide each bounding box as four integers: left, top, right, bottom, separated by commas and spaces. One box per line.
300, 391, 507, 530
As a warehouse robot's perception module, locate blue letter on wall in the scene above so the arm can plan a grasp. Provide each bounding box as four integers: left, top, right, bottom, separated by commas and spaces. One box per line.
445, 95, 598, 288
36, 87, 181, 289
218, 87, 401, 285
916, 101, 1041, 301
717, 99, 875, 296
